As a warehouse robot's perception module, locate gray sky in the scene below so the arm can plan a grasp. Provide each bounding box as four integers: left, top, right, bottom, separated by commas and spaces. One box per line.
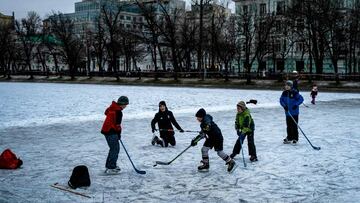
0, 0, 234, 20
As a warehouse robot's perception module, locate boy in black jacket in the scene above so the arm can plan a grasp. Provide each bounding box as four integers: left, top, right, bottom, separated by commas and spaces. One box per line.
191, 108, 236, 172
151, 101, 184, 147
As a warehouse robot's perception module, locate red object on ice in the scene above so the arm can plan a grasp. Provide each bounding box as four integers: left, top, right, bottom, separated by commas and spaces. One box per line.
0, 149, 23, 169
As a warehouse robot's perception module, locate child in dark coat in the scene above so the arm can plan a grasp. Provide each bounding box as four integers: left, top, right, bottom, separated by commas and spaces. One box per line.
191, 108, 236, 172
151, 101, 184, 147
310, 84, 318, 104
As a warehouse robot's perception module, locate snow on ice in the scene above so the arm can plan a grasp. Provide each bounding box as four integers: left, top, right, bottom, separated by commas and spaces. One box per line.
0, 82, 360, 202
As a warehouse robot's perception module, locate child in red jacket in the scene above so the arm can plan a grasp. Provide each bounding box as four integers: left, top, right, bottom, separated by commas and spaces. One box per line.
101, 96, 129, 174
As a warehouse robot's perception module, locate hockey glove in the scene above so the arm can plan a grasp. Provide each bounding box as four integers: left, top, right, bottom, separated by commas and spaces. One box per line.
283, 106, 288, 111
191, 133, 205, 146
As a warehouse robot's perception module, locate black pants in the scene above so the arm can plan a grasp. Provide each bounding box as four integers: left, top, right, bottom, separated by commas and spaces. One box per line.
286, 115, 299, 141
159, 132, 176, 147
232, 132, 256, 157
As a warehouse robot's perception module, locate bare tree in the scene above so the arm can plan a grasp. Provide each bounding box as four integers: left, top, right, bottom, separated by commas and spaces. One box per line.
179, 15, 197, 71
217, 15, 236, 81
0, 21, 16, 79
15, 11, 42, 79
101, 4, 123, 80
348, 6, 360, 75
135, 0, 165, 80
92, 16, 107, 75
237, 10, 275, 84
191, 0, 213, 79
48, 12, 84, 80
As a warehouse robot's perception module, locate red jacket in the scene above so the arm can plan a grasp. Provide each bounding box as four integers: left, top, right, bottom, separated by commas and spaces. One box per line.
101, 101, 123, 135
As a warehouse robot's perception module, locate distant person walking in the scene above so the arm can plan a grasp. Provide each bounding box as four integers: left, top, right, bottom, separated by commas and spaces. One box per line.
101, 96, 129, 174
310, 84, 318, 105
291, 70, 300, 92
191, 108, 236, 172
151, 101, 184, 147
280, 81, 304, 144
230, 101, 257, 162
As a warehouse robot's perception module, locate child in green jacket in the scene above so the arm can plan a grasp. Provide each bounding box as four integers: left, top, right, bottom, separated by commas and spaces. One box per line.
230, 101, 258, 162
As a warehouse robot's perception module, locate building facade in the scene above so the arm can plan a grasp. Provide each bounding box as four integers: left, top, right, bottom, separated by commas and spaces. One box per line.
233, 0, 360, 74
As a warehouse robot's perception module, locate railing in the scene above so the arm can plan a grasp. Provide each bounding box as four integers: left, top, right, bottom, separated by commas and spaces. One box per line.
2, 70, 360, 81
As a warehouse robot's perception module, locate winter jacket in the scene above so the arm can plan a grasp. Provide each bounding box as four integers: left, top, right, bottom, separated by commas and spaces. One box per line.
200, 114, 223, 140
151, 109, 182, 132
235, 108, 255, 135
101, 101, 123, 136
280, 89, 304, 116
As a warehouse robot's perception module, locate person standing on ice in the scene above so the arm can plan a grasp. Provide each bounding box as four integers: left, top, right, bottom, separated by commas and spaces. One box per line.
101, 96, 129, 174
230, 101, 258, 162
310, 84, 318, 105
191, 108, 236, 172
151, 101, 184, 147
280, 81, 304, 144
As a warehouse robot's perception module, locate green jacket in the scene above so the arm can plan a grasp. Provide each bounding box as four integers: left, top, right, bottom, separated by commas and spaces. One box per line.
235, 108, 255, 134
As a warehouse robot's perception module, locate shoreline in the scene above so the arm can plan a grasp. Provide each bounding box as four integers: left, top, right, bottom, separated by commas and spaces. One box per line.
1, 75, 360, 93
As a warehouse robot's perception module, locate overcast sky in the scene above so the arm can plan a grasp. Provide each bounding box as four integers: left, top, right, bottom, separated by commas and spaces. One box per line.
0, 0, 234, 20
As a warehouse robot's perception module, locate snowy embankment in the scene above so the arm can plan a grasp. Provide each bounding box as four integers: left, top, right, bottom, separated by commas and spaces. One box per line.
0, 82, 360, 202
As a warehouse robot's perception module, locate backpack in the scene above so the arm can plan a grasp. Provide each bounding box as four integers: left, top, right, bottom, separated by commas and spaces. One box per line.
0, 149, 23, 169
68, 165, 91, 189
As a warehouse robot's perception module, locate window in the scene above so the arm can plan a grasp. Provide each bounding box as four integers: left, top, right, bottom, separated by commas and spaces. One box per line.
243, 5, 248, 15
276, 1, 285, 15
274, 40, 281, 52
120, 15, 124, 19
126, 16, 131, 20
260, 3, 266, 15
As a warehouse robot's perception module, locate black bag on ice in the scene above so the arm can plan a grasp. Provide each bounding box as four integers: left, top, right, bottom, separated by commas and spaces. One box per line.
68, 165, 91, 189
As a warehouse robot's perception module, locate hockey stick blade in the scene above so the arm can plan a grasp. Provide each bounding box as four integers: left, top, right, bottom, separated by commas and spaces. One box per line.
135, 169, 146, 174
246, 99, 257, 105
313, 146, 321, 150
153, 161, 170, 167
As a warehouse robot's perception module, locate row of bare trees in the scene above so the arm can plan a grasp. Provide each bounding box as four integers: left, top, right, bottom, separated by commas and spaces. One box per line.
1, 0, 360, 83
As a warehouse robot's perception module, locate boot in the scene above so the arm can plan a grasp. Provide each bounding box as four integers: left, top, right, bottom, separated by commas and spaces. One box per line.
250, 156, 258, 162
226, 159, 236, 173
283, 138, 291, 144
151, 135, 159, 145
197, 160, 209, 172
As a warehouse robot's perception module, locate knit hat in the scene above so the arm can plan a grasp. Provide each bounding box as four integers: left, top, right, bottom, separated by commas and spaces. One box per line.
159, 101, 166, 107
117, 96, 129, 105
285, 80, 293, 87
237, 101, 246, 110
195, 108, 206, 118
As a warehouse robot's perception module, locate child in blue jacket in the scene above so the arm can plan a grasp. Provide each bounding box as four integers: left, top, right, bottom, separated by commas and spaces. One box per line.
280, 80, 304, 144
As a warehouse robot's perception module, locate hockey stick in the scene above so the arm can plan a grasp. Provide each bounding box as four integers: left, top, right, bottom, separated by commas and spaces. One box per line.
50, 183, 91, 198
153, 145, 192, 167
237, 132, 247, 167
158, 129, 199, 133
288, 114, 321, 150
120, 139, 146, 174
303, 103, 309, 108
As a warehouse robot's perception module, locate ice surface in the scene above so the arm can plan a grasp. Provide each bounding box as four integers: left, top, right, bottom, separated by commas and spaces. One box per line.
0, 82, 360, 202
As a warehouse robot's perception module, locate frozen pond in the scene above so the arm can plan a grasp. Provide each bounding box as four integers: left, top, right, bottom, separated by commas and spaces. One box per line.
1, 82, 360, 202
